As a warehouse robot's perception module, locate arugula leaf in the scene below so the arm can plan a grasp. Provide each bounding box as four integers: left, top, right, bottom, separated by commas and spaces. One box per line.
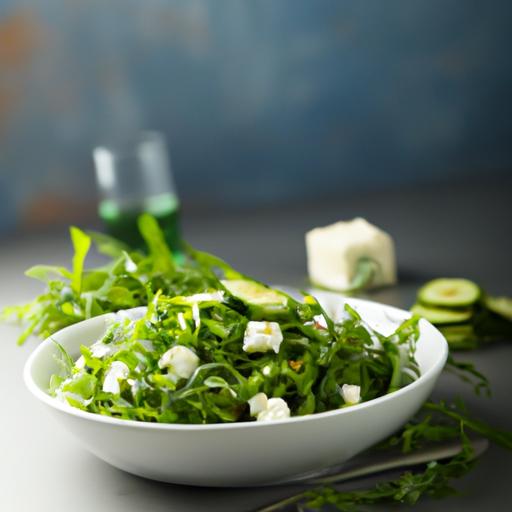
424, 401, 512, 450
51, 338, 74, 377
70, 226, 91, 294
445, 354, 491, 397
25, 265, 73, 282
184, 242, 243, 280
137, 213, 175, 274
87, 230, 131, 259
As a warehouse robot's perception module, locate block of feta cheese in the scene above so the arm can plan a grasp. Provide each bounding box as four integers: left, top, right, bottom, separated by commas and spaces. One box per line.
305, 218, 396, 291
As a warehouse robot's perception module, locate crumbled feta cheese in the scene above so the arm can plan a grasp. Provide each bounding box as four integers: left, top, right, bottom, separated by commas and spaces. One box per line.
248, 393, 268, 416
257, 397, 291, 421
177, 312, 187, 331
306, 218, 396, 291
184, 292, 225, 303
75, 355, 86, 369
124, 254, 138, 273
105, 308, 147, 326
91, 342, 112, 359
158, 345, 199, 380
243, 321, 283, 354
117, 309, 146, 321
75, 341, 114, 369
102, 361, 130, 394
127, 377, 146, 397
55, 378, 81, 407
340, 384, 361, 405
192, 303, 201, 328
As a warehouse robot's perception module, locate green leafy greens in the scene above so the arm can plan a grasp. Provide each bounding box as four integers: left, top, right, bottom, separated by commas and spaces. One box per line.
49, 272, 420, 424
1, 226, 218, 345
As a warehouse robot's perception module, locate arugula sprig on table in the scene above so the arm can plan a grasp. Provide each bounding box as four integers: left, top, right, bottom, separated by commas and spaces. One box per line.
264, 399, 512, 512
303, 426, 476, 511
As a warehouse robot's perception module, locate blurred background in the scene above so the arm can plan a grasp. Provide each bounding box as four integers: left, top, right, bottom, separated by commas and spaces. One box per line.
0, 0, 511, 237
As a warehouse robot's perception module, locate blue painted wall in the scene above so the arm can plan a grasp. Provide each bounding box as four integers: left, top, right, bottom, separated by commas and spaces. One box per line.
0, 1, 511, 231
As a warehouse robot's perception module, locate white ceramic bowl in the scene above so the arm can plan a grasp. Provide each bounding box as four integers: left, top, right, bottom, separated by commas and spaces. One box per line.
24, 296, 447, 487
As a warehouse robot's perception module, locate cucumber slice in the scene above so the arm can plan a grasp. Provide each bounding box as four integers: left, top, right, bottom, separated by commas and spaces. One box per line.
221, 279, 288, 306
439, 324, 478, 349
410, 303, 473, 325
418, 278, 480, 307
484, 296, 512, 321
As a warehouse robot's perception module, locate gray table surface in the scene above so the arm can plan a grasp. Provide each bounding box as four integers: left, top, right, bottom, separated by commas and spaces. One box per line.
1, 179, 511, 512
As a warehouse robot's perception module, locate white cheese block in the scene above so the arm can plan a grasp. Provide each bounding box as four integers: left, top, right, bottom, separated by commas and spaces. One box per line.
306, 217, 396, 291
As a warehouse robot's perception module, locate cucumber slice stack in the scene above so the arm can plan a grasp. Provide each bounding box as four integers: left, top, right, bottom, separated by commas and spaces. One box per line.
410, 303, 473, 325
418, 278, 480, 308
411, 278, 512, 349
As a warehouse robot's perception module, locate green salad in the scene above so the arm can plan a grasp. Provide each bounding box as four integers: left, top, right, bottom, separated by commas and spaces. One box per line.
5, 214, 420, 424
50, 283, 420, 424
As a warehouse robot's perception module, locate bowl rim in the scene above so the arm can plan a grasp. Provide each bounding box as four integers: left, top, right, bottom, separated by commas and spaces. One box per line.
23, 297, 448, 431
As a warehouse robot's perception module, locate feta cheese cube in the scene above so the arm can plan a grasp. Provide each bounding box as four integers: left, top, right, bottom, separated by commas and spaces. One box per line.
257, 397, 291, 421
243, 321, 284, 354
306, 218, 396, 291
340, 384, 361, 405
158, 345, 199, 380
248, 392, 268, 416
103, 361, 130, 395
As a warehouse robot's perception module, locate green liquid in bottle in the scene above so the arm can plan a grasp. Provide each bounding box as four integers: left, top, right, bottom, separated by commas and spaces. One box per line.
99, 193, 182, 257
